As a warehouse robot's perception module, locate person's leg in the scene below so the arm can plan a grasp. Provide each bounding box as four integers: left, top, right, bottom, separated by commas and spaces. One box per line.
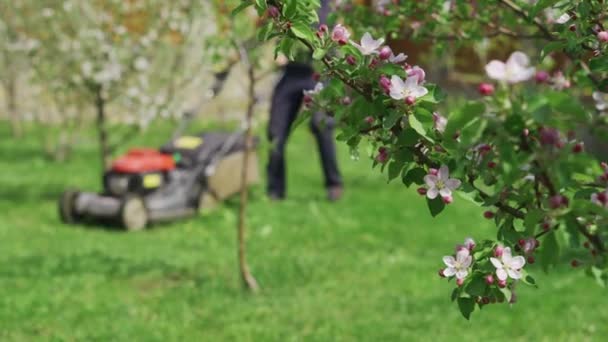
266, 77, 302, 199
309, 111, 343, 198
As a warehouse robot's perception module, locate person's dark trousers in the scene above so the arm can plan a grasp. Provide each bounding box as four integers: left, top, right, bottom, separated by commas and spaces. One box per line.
267, 63, 342, 198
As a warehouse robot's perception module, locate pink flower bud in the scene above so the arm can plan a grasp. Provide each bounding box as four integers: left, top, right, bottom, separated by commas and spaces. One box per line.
484, 211, 495, 219
571, 259, 580, 267
379, 46, 392, 60
376, 147, 389, 163
569, 24, 576, 32
331, 24, 350, 44
319, 24, 328, 33
523, 128, 529, 137
572, 142, 584, 153
341, 96, 352, 105
405, 96, 416, 105
456, 278, 464, 287
535, 71, 550, 83
498, 279, 507, 288
417, 187, 427, 196
438, 269, 446, 277
487, 161, 497, 169
407, 66, 426, 84
369, 58, 379, 69
550, 195, 568, 209
478, 83, 495, 96
442, 195, 453, 204
527, 256, 535, 264
312, 72, 320, 81
379, 75, 391, 93
482, 297, 490, 305
267, 6, 280, 18
303, 94, 313, 105
599, 31, 608, 43
364, 116, 375, 124
485, 274, 495, 285
494, 246, 504, 258
428, 168, 439, 176
346, 55, 356, 66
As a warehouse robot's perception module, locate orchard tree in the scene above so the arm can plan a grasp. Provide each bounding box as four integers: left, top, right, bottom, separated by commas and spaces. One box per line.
4, 0, 208, 169
235, 0, 608, 318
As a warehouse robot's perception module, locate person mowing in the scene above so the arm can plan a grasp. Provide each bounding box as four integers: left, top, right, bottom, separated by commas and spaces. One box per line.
266, 0, 343, 201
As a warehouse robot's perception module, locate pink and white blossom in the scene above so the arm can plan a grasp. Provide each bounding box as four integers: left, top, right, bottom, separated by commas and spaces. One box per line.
407, 65, 426, 84
443, 248, 472, 280
490, 247, 526, 281
389, 52, 407, 64
351, 32, 384, 55
551, 71, 571, 90
389, 75, 428, 101
433, 112, 447, 133
331, 24, 350, 44
485, 51, 535, 84
303, 82, 324, 97
423, 165, 461, 200
555, 13, 571, 24
593, 92, 608, 112
591, 189, 608, 208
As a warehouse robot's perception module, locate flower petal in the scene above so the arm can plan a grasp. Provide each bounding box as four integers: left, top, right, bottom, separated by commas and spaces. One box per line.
496, 268, 508, 281
502, 247, 513, 262
507, 268, 522, 280
438, 165, 450, 181
509, 255, 526, 269
410, 85, 428, 98
507, 51, 530, 68
443, 267, 456, 277
462, 255, 472, 268
445, 178, 461, 190
443, 255, 456, 267
424, 174, 438, 187
455, 269, 468, 280
490, 257, 503, 269
426, 187, 439, 199
485, 61, 506, 81
439, 187, 452, 198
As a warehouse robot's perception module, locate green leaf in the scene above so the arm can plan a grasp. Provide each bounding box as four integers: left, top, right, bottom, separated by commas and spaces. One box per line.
254, 0, 267, 12
409, 114, 427, 137
539, 232, 560, 272
388, 160, 404, 183
257, 21, 274, 41
290, 22, 314, 41
397, 128, 420, 147
444, 102, 485, 144
498, 287, 512, 303
530, 0, 559, 18
282, 0, 298, 18
427, 197, 446, 217
402, 167, 426, 187
383, 111, 403, 129
524, 209, 543, 236
312, 48, 326, 60
522, 274, 538, 288
457, 297, 475, 320
590, 56, 608, 73
231, 1, 253, 16
465, 274, 487, 297
540, 41, 566, 61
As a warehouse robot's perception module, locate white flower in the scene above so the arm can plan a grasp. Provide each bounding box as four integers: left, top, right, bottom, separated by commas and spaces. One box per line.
389, 75, 428, 100
555, 13, 571, 24
303, 82, 324, 96
423, 165, 461, 200
389, 52, 407, 64
351, 32, 384, 55
443, 248, 472, 280
485, 51, 536, 84
551, 71, 571, 90
593, 92, 608, 111
591, 189, 608, 208
134, 57, 149, 71
433, 112, 447, 133
490, 247, 526, 281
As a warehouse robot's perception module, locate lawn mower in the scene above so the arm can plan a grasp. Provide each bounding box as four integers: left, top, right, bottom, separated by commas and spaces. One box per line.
59, 131, 259, 230
58, 66, 260, 230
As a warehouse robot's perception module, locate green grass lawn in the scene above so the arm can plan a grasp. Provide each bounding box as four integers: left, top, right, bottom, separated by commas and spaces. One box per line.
1, 121, 607, 341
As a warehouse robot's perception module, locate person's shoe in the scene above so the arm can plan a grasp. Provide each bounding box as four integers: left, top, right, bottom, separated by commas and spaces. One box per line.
327, 186, 343, 202
268, 192, 284, 201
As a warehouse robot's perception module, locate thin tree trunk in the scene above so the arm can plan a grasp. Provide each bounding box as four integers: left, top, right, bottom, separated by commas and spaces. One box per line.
95, 87, 111, 170
5, 74, 22, 138
236, 45, 259, 293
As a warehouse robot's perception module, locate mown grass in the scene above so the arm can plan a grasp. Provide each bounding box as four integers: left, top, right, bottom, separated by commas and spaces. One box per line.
1, 121, 607, 341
